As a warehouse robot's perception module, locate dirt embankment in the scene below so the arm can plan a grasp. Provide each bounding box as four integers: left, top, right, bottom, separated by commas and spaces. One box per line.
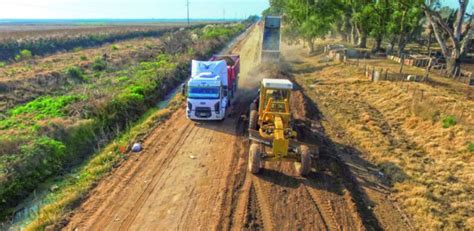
63, 24, 409, 231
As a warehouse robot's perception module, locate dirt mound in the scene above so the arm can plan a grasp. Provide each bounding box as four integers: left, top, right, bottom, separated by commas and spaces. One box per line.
213, 56, 236, 66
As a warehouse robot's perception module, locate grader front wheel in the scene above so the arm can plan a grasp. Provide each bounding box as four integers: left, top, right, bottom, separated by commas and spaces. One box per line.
249, 110, 258, 130
298, 145, 312, 176
248, 143, 261, 174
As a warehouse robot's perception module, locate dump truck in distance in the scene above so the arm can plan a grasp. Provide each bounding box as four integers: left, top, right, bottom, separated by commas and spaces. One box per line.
186, 55, 240, 120
261, 16, 282, 62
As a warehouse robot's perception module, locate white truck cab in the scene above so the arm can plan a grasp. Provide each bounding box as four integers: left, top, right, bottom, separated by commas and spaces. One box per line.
186, 61, 229, 120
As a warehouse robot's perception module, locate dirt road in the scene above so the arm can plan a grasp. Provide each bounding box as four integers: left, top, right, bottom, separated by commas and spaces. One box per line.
64, 24, 407, 231
64, 24, 261, 231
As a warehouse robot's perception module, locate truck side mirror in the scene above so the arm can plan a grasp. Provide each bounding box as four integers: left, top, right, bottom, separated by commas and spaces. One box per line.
223, 90, 228, 97
181, 83, 187, 96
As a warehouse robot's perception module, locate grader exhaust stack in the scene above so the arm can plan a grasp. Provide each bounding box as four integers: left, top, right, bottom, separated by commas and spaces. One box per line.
261, 16, 282, 63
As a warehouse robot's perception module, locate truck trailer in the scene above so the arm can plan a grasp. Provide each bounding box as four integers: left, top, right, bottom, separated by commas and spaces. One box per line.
210, 55, 240, 98
261, 16, 282, 62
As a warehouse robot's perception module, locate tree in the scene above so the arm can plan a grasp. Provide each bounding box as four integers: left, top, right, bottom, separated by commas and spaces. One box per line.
351, 1, 374, 48
423, 0, 473, 76
262, 0, 287, 16
274, 0, 341, 53
370, 0, 391, 51
386, 1, 424, 55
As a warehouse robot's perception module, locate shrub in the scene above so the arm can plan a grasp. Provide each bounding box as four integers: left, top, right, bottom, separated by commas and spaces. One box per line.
92, 57, 107, 71
0, 62, 5, 68
111, 45, 119, 50
66, 66, 88, 81
73, 47, 83, 52
15, 49, 33, 61
80, 55, 88, 61
0, 137, 66, 214
127, 85, 145, 96
442, 115, 457, 128
21, 137, 67, 168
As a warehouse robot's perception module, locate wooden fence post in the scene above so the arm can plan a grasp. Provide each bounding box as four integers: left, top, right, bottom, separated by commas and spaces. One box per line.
453, 66, 459, 79
399, 55, 405, 74
423, 58, 432, 82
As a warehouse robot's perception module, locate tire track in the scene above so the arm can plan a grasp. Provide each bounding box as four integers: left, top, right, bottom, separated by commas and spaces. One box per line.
251, 176, 275, 231
117, 123, 197, 230
67, 112, 191, 229
300, 184, 332, 231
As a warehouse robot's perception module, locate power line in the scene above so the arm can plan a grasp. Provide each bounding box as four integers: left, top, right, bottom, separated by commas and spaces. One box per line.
186, 0, 190, 25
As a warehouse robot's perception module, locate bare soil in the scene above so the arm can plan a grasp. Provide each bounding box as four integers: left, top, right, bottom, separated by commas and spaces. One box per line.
62, 25, 410, 231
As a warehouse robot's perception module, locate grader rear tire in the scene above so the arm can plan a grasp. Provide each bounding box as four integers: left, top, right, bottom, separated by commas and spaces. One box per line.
248, 143, 261, 174
298, 145, 312, 176
249, 110, 258, 130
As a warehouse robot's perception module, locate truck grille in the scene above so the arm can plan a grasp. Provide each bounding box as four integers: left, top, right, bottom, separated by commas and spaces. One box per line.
195, 107, 212, 118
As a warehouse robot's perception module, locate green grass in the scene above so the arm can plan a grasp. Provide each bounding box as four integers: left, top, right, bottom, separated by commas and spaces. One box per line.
442, 115, 457, 128
9, 95, 85, 120
469, 142, 474, 152
0, 61, 6, 68
0, 95, 85, 131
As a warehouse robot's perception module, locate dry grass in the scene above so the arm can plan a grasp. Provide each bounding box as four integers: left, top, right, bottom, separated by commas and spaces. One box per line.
292, 50, 474, 230
0, 36, 163, 81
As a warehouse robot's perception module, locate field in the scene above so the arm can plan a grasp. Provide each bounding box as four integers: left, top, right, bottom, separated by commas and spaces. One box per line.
285, 42, 474, 229
0, 21, 248, 224
0, 24, 191, 61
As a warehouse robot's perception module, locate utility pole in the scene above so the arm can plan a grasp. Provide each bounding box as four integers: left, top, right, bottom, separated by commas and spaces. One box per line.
186, 0, 190, 25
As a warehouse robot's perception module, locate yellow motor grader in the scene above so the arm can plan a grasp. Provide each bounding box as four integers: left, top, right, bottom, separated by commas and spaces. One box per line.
248, 78, 316, 176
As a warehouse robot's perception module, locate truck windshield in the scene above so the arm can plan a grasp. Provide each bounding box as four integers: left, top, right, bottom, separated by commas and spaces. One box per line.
188, 86, 220, 99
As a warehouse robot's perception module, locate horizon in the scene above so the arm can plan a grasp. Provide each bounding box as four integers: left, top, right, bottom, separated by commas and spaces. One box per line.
0, 0, 269, 20
0, 0, 470, 20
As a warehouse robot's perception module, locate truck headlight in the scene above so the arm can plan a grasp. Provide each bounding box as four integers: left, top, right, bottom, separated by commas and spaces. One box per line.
214, 102, 220, 114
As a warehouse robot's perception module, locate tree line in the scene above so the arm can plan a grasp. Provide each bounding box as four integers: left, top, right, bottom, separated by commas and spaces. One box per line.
264, 0, 473, 75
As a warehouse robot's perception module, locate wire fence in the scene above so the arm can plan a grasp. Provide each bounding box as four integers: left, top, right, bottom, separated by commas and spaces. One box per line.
342, 58, 473, 126
387, 54, 473, 86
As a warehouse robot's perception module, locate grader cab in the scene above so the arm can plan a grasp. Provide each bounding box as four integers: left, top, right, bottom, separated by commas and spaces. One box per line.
248, 79, 315, 176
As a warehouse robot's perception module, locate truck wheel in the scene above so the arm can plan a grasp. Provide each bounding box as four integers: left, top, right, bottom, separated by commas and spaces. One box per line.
248, 143, 261, 174
249, 110, 258, 130
298, 145, 312, 176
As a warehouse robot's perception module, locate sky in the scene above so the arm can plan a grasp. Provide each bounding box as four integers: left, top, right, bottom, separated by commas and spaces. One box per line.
0, 0, 270, 19
0, 0, 471, 20
443, 0, 474, 12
